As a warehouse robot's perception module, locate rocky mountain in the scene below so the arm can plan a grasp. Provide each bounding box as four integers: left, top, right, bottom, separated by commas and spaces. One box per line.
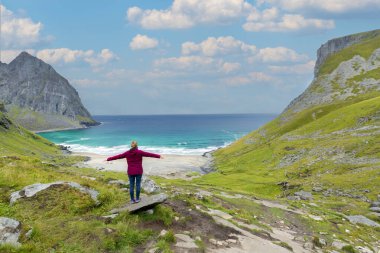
0, 52, 98, 131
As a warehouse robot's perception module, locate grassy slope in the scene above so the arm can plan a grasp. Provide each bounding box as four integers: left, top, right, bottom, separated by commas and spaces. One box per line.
197, 94, 380, 198
0, 111, 173, 252
6, 105, 97, 132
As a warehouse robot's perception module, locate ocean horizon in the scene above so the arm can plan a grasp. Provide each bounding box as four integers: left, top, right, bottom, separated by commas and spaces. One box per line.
38, 113, 277, 156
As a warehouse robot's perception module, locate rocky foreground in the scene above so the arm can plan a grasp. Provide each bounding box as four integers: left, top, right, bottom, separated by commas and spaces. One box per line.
2, 168, 379, 253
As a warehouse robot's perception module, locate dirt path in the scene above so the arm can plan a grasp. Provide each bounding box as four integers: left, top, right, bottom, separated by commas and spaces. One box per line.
209, 216, 294, 253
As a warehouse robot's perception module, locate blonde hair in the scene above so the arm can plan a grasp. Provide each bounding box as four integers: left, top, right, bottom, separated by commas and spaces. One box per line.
131, 140, 138, 148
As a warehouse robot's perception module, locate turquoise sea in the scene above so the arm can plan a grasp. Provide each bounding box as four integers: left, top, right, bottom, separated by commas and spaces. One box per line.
38, 114, 276, 155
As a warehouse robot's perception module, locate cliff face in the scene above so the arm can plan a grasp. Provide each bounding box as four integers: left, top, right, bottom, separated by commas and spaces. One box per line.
0, 52, 98, 131
314, 29, 380, 76
283, 29, 380, 115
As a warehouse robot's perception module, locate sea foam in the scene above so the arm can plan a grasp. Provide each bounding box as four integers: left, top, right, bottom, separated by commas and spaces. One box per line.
60, 142, 231, 156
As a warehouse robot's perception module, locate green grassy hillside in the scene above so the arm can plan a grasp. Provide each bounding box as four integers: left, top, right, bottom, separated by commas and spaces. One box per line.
198, 30, 380, 201
0, 110, 61, 158
197, 94, 380, 198
5, 105, 98, 132
0, 110, 172, 252
190, 31, 380, 212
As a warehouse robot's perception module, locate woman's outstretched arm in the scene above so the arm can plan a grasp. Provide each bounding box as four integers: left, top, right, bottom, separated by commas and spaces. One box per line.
106, 151, 128, 161
139, 150, 161, 158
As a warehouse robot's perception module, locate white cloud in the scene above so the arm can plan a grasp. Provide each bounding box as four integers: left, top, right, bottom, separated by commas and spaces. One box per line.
252, 47, 308, 63
126, 0, 252, 29
154, 56, 216, 71
221, 62, 241, 73
36, 48, 116, 67
269, 60, 315, 74
155, 56, 241, 75
2, 48, 117, 68
182, 36, 256, 56
260, 0, 380, 14
0, 5, 44, 49
36, 48, 93, 64
244, 13, 334, 32
248, 71, 274, 82
246, 7, 280, 22
84, 49, 118, 67
130, 34, 159, 50
224, 71, 275, 86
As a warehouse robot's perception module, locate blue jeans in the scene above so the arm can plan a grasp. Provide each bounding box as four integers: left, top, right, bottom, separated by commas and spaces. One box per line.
128, 174, 142, 201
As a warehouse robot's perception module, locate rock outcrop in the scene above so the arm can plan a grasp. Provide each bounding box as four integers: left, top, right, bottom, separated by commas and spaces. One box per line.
10, 181, 100, 205
346, 215, 380, 227
110, 193, 168, 214
0, 52, 98, 131
0, 217, 21, 247
314, 29, 380, 75
284, 29, 380, 115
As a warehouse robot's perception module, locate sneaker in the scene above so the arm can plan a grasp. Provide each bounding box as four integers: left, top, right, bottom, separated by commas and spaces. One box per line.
130, 200, 136, 204
135, 198, 141, 203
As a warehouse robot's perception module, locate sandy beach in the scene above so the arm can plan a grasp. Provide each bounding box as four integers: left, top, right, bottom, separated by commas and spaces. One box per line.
74, 152, 212, 179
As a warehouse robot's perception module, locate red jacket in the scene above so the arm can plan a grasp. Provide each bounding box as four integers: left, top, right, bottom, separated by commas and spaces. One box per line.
106, 148, 160, 175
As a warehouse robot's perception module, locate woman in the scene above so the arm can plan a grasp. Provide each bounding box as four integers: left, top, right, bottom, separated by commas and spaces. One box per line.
106, 141, 163, 204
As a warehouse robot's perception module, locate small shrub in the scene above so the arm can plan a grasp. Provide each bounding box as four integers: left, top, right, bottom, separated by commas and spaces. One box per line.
342, 245, 356, 253
162, 230, 176, 243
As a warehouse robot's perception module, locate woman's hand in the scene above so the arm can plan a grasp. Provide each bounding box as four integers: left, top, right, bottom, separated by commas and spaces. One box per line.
160, 156, 164, 159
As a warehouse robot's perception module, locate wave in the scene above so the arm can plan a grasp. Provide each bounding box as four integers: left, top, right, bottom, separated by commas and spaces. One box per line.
60, 142, 231, 156
63, 137, 91, 143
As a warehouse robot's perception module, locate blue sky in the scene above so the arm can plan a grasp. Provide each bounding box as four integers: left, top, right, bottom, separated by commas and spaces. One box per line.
2, 0, 380, 115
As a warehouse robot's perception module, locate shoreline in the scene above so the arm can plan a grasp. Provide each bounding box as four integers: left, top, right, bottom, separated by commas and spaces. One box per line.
73, 151, 213, 179
34, 122, 102, 134
34, 126, 89, 134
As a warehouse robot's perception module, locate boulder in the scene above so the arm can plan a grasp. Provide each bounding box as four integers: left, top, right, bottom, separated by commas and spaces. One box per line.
174, 234, 199, 253
10, 181, 99, 205
369, 207, 380, 213
207, 209, 233, 220
332, 240, 349, 250
312, 186, 324, 192
294, 191, 313, 200
346, 215, 380, 227
25, 228, 33, 239
142, 177, 160, 193
110, 193, 167, 214
355, 246, 374, 253
0, 217, 21, 246
159, 229, 168, 237
101, 214, 119, 224
287, 196, 301, 201
370, 201, 380, 208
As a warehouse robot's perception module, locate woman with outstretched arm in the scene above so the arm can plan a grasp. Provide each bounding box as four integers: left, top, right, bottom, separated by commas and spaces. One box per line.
106, 141, 163, 204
